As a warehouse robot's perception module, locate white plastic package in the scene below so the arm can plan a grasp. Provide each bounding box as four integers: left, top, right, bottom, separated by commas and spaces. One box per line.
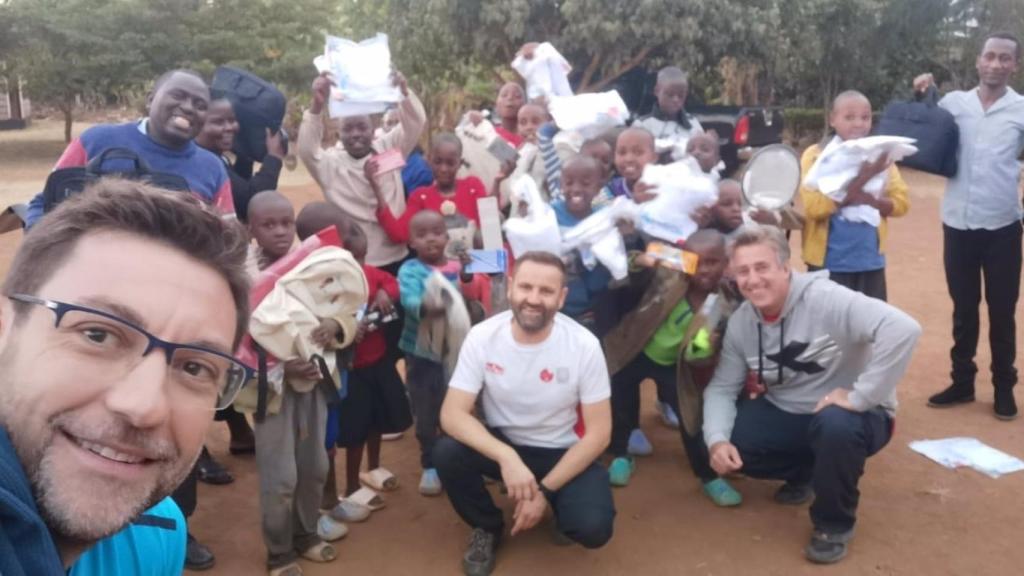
804, 135, 918, 227
503, 176, 563, 257
316, 33, 402, 118
511, 42, 573, 100
637, 161, 719, 244
455, 116, 503, 190
561, 197, 641, 280
548, 91, 630, 139
909, 437, 1024, 479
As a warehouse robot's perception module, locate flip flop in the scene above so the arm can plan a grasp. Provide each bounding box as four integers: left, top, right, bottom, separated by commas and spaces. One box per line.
360, 467, 399, 492
299, 541, 337, 564
268, 562, 303, 576
348, 486, 386, 511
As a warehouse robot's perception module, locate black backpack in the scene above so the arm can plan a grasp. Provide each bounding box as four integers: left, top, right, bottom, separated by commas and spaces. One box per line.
41, 147, 190, 214
876, 88, 959, 177
211, 66, 287, 163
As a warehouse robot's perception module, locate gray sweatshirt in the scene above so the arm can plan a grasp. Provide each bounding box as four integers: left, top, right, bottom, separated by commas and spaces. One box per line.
703, 271, 922, 447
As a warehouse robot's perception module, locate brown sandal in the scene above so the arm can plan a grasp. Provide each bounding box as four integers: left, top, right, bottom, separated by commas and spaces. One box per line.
300, 541, 337, 563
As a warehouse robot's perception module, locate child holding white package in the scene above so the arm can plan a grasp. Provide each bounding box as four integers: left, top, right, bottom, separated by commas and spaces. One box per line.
800, 90, 909, 301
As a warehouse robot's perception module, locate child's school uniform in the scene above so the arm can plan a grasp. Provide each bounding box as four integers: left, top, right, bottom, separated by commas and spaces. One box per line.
800, 141, 909, 301
376, 177, 489, 244
335, 264, 412, 449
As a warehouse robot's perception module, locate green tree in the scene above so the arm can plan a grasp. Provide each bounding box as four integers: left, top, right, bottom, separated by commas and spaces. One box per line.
6, 0, 191, 141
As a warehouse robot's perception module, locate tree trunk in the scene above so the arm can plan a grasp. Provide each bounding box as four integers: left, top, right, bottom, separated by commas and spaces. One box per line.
61, 100, 74, 143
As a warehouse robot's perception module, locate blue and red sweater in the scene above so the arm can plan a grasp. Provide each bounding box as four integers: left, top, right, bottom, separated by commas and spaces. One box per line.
26, 121, 233, 226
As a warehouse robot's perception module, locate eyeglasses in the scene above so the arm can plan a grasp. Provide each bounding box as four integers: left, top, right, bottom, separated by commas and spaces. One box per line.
8, 294, 253, 411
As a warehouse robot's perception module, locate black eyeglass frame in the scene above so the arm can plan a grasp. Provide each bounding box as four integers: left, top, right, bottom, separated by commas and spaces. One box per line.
7, 293, 254, 410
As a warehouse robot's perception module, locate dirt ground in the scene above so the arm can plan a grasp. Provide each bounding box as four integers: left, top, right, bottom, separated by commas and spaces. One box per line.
1, 121, 1023, 576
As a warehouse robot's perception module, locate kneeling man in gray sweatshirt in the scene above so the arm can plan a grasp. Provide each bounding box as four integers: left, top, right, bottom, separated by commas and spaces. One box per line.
703, 225, 921, 565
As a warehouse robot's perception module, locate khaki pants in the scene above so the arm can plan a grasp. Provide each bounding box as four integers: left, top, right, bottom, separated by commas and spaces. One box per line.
254, 386, 329, 567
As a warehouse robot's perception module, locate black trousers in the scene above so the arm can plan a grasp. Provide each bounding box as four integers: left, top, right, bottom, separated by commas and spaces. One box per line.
807, 265, 887, 301
731, 397, 892, 534
171, 465, 198, 518
433, 435, 615, 549
405, 355, 447, 469
943, 222, 1022, 390
610, 353, 717, 481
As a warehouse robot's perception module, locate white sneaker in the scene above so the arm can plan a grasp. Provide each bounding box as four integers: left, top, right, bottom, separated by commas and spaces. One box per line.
329, 498, 372, 523
317, 515, 348, 542
381, 432, 404, 441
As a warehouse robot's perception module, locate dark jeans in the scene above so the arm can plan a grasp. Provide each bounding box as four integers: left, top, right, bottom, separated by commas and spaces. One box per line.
807, 265, 887, 301
405, 354, 447, 469
731, 396, 892, 534
610, 354, 717, 481
943, 222, 1022, 390
433, 435, 615, 549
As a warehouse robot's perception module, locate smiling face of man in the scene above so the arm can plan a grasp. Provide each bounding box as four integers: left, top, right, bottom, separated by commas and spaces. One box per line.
147, 71, 210, 149
0, 230, 237, 544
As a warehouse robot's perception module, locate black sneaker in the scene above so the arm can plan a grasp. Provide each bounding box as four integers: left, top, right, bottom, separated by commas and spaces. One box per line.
994, 388, 1018, 421
462, 528, 499, 576
185, 534, 216, 571
196, 448, 234, 485
804, 529, 853, 564
927, 384, 975, 408
774, 482, 814, 506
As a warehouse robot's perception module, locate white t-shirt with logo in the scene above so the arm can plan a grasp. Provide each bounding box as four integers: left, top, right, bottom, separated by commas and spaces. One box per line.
448, 310, 611, 449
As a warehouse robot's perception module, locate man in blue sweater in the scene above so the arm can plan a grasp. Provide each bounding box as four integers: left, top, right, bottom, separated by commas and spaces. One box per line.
0, 179, 251, 575
25, 69, 234, 227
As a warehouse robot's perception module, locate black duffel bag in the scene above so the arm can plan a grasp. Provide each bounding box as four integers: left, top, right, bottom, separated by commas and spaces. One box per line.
211, 66, 287, 163
41, 147, 190, 214
875, 87, 959, 177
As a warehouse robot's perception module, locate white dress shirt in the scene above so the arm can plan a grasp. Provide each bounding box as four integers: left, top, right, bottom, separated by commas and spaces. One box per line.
939, 88, 1024, 230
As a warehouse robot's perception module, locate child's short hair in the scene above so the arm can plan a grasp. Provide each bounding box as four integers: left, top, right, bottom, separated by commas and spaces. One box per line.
295, 201, 357, 242
616, 126, 656, 151
657, 66, 688, 85
430, 132, 463, 155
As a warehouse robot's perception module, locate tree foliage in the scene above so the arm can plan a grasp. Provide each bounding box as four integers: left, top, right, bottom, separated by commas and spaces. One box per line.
2, 0, 1022, 139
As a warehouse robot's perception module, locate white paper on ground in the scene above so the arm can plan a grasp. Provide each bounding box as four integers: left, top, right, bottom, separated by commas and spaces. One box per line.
909, 437, 1024, 478
319, 33, 402, 118
511, 42, 574, 100
548, 91, 629, 139
637, 161, 719, 244
804, 135, 918, 227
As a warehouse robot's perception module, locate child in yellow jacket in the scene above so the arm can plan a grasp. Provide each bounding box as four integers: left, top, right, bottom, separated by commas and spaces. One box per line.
800, 91, 909, 301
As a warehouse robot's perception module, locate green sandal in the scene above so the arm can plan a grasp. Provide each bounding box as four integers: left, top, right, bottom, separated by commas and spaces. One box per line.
703, 478, 742, 507
609, 457, 636, 487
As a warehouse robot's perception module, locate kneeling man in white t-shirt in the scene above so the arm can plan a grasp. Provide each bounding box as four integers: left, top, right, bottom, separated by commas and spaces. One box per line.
435, 251, 615, 576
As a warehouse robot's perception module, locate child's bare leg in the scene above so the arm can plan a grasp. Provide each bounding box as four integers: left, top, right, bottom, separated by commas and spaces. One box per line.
345, 443, 365, 497
367, 431, 382, 471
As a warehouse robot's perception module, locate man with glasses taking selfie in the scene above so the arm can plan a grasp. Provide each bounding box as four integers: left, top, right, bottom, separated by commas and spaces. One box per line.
0, 178, 251, 575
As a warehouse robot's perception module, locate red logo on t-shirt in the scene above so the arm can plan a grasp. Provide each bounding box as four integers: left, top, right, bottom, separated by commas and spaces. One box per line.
486, 362, 505, 375
540, 369, 554, 382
